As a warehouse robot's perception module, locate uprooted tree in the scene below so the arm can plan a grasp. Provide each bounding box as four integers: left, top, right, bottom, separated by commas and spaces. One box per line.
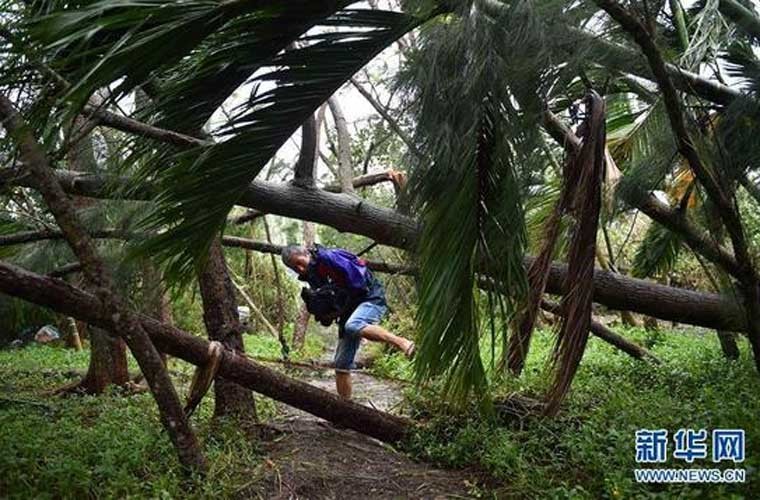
1, 0, 759, 470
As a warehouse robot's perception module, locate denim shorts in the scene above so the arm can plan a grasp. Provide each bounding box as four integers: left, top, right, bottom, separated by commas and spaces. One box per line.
334, 300, 387, 371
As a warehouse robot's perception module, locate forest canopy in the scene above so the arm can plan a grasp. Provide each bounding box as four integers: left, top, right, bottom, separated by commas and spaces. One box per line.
0, 0, 759, 497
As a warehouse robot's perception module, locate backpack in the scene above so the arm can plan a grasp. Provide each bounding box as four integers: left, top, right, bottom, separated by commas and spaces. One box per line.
300, 284, 350, 327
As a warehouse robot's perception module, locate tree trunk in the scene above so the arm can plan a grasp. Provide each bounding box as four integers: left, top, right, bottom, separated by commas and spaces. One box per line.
71, 328, 129, 394
60, 274, 129, 394
262, 217, 290, 359
5, 168, 754, 333
717, 330, 740, 360
596, 246, 640, 327
197, 238, 257, 420
293, 111, 321, 187
0, 261, 409, 443
327, 97, 355, 194
540, 300, 659, 364
142, 263, 173, 366
703, 207, 742, 361
293, 221, 315, 350
63, 110, 131, 390
0, 94, 206, 472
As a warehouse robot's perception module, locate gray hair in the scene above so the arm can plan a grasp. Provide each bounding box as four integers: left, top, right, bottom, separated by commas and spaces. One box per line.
281, 245, 308, 267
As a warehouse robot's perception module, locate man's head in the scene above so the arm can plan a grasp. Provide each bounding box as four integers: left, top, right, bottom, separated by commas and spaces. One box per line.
281, 245, 311, 276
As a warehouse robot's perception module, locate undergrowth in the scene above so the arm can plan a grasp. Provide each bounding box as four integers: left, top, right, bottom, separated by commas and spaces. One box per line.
1, 324, 757, 498
0, 327, 324, 499
403, 326, 758, 498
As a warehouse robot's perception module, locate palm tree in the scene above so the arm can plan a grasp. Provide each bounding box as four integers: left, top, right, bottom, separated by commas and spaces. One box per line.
1, 0, 759, 420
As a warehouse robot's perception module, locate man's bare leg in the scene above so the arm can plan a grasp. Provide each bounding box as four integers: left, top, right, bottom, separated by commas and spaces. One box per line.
359, 324, 413, 353
336, 370, 352, 399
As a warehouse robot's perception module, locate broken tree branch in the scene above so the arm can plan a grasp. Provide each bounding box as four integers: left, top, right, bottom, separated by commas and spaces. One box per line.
1, 169, 749, 332
0, 261, 411, 443
0, 94, 206, 471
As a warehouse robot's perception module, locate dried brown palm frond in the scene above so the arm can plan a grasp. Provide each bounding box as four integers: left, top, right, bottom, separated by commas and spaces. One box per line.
544, 91, 607, 417
506, 137, 580, 376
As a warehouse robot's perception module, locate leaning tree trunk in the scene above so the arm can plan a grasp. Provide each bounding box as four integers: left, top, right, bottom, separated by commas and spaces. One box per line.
6, 168, 754, 333
0, 261, 409, 443
703, 197, 742, 360
0, 94, 206, 472
197, 238, 257, 420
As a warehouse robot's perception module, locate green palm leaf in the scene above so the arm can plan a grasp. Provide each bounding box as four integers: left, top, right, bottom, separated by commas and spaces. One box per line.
414, 96, 527, 402
632, 221, 683, 279
135, 8, 430, 278
30, 0, 245, 108
150, 1, 354, 133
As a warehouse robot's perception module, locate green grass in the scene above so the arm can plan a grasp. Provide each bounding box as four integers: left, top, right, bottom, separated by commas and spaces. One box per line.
0, 328, 325, 499
1, 326, 757, 498
405, 326, 758, 498
0, 351, 261, 498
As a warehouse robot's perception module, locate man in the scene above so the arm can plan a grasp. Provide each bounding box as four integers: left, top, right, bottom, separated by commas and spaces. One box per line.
281, 244, 415, 399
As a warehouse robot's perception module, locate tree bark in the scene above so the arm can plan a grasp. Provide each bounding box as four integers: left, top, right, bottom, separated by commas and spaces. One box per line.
0, 261, 410, 443
703, 204, 742, 361
717, 330, 741, 360
142, 262, 173, 366
293, 109, 322, 187
2, 169, 751, 332
323, 170, 402, 193
197, 238, 257, 419
65, 110, 132, 391
293, 221, 315, 350
540, 300, 660, 364
68, 327, 129, 394
596, 247, 640, 327
327, 97, 355, 194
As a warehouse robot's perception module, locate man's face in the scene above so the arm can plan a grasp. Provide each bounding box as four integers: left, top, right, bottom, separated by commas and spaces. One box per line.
289, 253, 311, 276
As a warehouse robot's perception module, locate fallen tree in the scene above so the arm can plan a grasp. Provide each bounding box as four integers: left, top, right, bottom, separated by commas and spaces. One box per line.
0, 229, 666, 362
1, 223, 747, 332
0, 261, 410, 443
0, 168, 748, 332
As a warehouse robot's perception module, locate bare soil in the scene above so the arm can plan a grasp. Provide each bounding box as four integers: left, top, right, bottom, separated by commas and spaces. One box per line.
249, 337, 480, 499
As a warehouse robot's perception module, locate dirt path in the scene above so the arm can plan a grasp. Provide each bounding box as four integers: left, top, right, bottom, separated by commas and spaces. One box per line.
251, 334, 478, 499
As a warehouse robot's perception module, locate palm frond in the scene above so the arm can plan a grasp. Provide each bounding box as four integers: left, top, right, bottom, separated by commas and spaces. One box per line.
414, 95, 527, 402
545, 91, 606, 416
632, 220, 683, 279
401, 3, 562, 401
612, 100, 679, 209
149, 2, 354, 133
133, 8, 429, 279
680, 0, 734, 70
723, 41, 760, 95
